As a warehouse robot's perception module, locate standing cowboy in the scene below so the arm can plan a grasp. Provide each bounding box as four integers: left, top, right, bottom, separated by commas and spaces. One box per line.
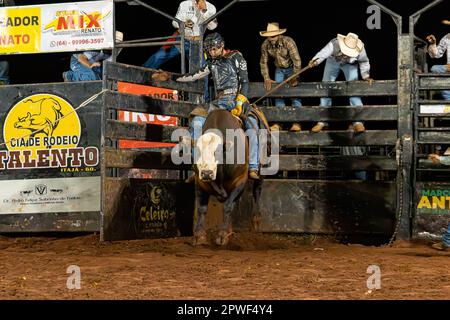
308, 32, 373, 133
177, 33, 261, 180
260, 22, 302, 132
426, 19, 450, 100
0, 0, 15, 85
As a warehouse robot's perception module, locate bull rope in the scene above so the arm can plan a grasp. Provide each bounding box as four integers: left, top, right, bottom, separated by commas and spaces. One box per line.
0, 89, 108, 148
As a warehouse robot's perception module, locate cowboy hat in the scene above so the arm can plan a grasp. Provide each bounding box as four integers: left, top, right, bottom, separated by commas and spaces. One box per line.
260, 22, 287, 37
337, 32, 364, 58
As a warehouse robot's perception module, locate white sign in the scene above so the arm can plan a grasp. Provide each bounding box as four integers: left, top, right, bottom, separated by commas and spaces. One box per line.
420, 104, 450, 114
0, 0, 114, 54
0, 176, 101, 214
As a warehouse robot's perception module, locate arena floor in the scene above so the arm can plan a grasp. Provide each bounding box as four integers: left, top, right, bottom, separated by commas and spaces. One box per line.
0, 233, 448, 300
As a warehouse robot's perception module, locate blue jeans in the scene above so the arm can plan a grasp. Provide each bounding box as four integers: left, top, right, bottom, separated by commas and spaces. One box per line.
0, 60, 10, 84
274, 67, 301, 107
319, 58, 363, 126
443, 223, 450, 247
430, 65, 450, 101
143, 38, 209, 102
190, 95, 259, 171
143, 44, 186, 69
64, 55, 102, 81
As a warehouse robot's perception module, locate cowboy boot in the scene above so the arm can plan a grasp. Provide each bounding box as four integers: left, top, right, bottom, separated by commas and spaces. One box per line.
353, 123, 366, 133
249, 170, 260, 180
311, 122, 325, 133
289, 123, 301, 132
270, 123, 282, 131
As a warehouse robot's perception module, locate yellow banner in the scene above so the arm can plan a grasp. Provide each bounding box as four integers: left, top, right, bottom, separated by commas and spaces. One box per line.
0, 7, 41, 54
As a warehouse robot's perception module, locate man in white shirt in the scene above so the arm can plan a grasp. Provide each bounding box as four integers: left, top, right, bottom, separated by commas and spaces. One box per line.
308, 33, 373, 133
143, 0, 217, 69
426, 21, 450, 101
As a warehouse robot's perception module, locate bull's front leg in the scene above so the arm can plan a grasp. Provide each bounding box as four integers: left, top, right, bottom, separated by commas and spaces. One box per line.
193, 186, 209, 246
216, 182, 246, 246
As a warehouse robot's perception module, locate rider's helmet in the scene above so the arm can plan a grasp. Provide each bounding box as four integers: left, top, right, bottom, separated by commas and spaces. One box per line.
204, 32, 225, 51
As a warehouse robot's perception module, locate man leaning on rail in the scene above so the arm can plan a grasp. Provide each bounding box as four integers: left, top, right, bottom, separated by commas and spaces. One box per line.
259, 22, 303, 132
308, 32, 374, 133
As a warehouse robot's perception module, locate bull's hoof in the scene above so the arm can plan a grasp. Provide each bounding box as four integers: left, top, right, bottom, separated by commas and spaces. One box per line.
193, 230, 208, 246
215, 230, 232, 246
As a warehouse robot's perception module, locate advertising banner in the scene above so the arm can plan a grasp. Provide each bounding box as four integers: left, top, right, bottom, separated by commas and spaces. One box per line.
0, 83, 102, 215
117, 82, 178, 149
0, 0, 114, 54
414, 183, 450, 240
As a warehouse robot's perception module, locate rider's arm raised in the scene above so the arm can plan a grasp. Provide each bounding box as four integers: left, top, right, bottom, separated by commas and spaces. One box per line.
176, 65, 210, 82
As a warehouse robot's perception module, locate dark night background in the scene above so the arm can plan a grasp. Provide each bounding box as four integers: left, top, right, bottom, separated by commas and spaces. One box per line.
6, 0, 450, 85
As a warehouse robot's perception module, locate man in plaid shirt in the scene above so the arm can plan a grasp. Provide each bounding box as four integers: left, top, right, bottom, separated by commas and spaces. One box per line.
260, 22, 302, 132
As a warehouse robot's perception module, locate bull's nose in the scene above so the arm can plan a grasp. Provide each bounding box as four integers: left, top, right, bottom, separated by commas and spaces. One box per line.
200, 170, 214, 181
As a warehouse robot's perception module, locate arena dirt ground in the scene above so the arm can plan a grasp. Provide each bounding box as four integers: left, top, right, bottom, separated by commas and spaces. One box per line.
0, 232, 448, 300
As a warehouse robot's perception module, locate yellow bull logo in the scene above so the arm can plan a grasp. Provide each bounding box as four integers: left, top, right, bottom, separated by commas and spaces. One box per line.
14, 98, 64, 138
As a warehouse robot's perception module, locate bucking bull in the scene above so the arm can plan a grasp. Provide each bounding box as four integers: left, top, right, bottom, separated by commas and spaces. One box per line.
192, 109, 263, 246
